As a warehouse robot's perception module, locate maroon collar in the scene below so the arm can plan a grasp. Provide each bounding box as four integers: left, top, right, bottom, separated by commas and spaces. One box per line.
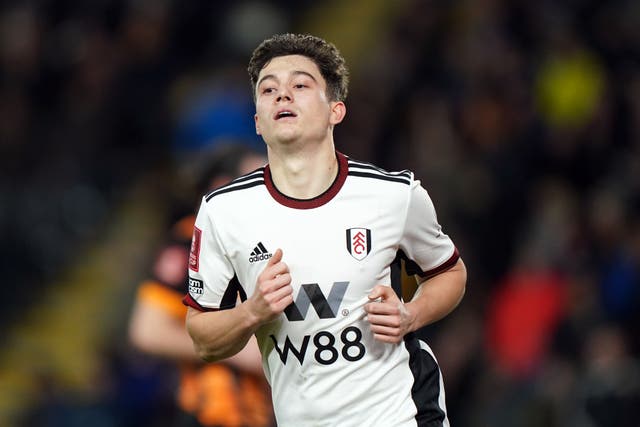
263, 151, 348, 209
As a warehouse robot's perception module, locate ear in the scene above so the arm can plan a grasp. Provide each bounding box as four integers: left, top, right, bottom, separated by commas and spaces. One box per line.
329, 101, 346, 125
254, 113, 261, 135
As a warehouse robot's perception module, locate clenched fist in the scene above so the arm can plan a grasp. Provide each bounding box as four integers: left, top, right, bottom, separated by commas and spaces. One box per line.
247, 248, 293, 324
365, 285, 416, 343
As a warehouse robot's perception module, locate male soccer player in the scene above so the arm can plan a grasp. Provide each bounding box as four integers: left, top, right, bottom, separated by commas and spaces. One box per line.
184, 34, 467, 427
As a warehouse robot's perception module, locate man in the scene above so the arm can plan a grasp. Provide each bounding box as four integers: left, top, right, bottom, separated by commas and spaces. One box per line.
128, 143, 275, 427
184, 34, 467, 427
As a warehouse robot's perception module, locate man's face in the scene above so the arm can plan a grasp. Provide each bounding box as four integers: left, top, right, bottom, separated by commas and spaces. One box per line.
254, 55, 342, 146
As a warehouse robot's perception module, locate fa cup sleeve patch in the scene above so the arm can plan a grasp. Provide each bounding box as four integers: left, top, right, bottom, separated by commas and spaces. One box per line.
189, 226, 202, 272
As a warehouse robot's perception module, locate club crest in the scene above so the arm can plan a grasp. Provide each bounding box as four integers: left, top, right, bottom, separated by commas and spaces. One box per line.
346, 228, 371, 261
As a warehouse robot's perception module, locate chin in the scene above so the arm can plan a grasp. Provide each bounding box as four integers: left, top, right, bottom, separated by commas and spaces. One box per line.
274, 130, 301, 144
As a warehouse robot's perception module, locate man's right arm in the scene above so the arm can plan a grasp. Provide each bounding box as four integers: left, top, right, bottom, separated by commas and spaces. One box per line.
186, 303, 261, 362
186, 248, 293, 362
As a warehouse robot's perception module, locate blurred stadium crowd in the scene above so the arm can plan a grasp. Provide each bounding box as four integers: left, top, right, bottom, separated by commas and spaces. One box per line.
1, 0, 639, 426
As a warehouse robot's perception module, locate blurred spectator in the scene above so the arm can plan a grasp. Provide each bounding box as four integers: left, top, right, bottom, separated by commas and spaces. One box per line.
576, 324, 640, 427
486, 268, 568, 379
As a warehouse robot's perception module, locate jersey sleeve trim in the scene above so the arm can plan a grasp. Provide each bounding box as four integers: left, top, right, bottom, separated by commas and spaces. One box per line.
183, 275, 248, 311
402, 247, 460, 279
419, 247, 460, 279
182, 293, 219, 312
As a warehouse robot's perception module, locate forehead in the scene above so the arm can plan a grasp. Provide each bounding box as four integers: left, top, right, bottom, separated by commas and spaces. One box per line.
258, 54, 323, 82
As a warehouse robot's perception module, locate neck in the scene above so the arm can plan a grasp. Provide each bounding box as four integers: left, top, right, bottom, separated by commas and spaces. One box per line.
267, 142, 338, 199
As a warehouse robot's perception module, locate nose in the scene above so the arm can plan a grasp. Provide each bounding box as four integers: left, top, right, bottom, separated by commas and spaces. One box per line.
276, 87, 292, 103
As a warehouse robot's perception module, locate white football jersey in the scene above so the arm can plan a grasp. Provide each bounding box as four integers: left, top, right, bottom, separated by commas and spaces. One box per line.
185, 152, 459, 427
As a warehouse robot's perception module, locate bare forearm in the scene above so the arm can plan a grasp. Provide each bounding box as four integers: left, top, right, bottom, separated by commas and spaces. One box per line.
405, 259, 467, 332
186, 303, 261, 362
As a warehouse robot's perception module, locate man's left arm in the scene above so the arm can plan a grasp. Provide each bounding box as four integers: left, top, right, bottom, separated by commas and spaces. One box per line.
365, 178, 467, 343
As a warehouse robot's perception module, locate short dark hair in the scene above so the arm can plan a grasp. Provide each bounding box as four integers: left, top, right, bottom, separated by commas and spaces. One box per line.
248, 33, 349, 102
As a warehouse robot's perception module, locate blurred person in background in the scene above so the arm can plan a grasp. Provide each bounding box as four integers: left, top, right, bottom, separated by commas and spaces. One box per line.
184, 33, 467, 427
128, 143, 275, 427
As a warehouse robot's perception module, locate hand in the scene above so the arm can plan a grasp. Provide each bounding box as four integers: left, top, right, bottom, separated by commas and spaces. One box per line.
247, 249, 293, 324
365, 285, 416, 344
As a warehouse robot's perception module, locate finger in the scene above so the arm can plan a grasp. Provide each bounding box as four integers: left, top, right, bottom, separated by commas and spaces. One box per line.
270, 284, 294, 303
368, 285, 393, 301
267, 248, 283, 266
369, 324, 401, 337
262, 287, 294, 315
269, 260, 290, 277
366, 313, 401, 327
364, 301, 400, 315
273, 293, 294, 312
258, 273, 291, 296
269, 273, 292, 289
372, 333, 402, 344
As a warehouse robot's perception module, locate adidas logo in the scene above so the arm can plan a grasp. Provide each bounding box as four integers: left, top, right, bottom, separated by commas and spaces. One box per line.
249, 242, 273, 263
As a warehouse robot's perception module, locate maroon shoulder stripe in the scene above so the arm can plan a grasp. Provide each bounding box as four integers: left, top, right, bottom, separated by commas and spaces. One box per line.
420, 248, 460, 279
182, 293, 219, 312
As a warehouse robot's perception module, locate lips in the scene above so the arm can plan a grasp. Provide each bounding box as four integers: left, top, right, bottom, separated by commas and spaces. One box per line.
274, 109, 297, 120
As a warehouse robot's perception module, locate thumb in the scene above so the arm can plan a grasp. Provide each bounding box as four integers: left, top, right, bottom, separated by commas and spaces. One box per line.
267, 248, 283, 265
368, 285, 391, 301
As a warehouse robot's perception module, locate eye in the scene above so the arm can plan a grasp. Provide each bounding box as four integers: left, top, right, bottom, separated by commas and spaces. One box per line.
293, 84, 307, 89
262, 87, 275, 94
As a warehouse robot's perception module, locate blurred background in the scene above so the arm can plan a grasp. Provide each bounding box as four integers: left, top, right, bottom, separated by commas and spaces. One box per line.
1, 0, 639, 426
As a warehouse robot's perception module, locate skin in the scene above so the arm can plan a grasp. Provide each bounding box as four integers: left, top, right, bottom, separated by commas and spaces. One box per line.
365, 260, 467, 344
186, 54, 467, 361
254, 54, 346, 200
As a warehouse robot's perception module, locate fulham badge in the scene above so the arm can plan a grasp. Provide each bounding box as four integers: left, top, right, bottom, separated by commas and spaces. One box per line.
346, 228, 371, 261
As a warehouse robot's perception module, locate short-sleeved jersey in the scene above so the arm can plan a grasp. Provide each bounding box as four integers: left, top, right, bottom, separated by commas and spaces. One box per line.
184, 152, 459, 427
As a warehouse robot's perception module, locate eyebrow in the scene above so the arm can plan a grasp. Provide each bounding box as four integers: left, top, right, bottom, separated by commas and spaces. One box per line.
257, 70, 318, 88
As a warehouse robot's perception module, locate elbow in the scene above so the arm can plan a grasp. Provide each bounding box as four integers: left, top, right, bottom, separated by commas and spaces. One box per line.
186, 321, 221, 363
185, 307, 238, 363
193, 342, 213, 362
193, 341, 222, 363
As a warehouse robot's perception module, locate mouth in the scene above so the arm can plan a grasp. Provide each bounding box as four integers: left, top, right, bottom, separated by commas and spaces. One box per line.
274, 109, 297, 120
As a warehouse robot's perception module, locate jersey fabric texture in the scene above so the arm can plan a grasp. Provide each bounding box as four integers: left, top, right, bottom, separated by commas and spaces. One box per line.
137, 215, 275, 427
184, 152, 459, 427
